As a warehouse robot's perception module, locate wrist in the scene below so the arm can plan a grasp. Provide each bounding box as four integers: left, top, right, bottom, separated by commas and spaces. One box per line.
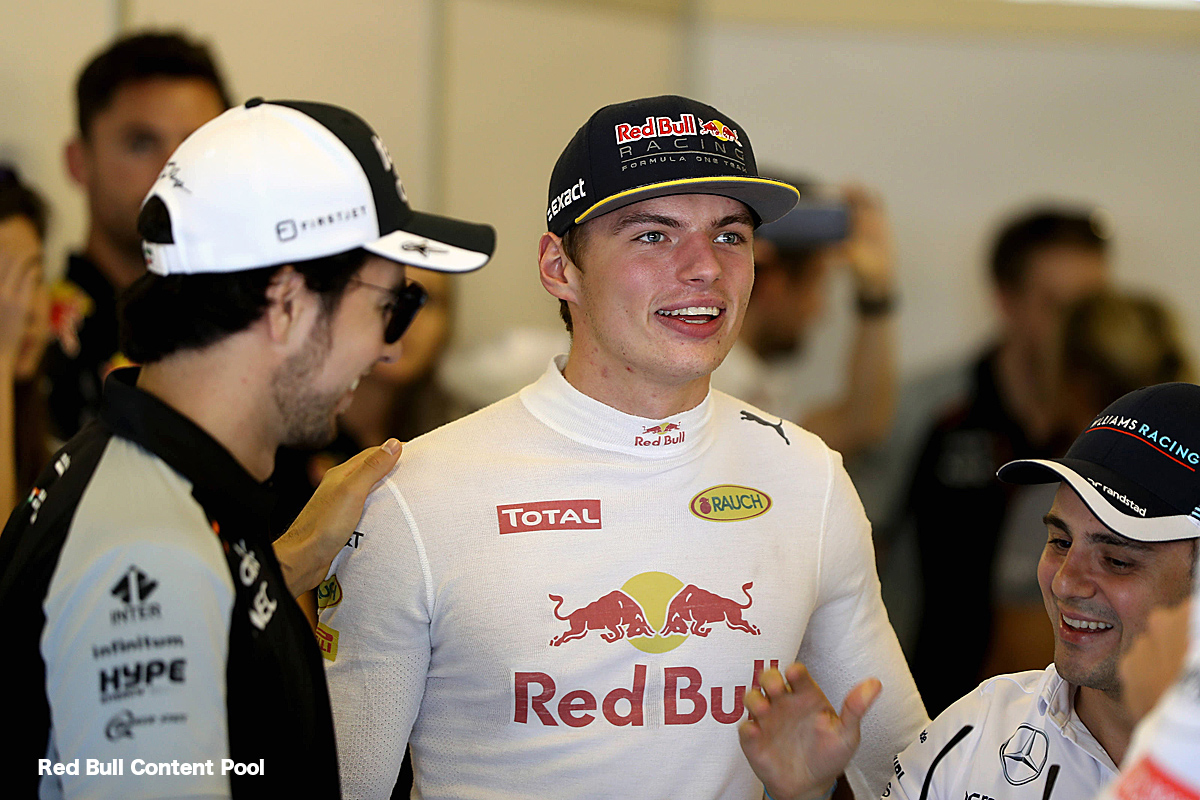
765, 778, 837, 800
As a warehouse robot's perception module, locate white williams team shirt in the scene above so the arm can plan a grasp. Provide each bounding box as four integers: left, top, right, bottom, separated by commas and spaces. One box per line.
885, 666, 1116, 800
323, 358, 927, 800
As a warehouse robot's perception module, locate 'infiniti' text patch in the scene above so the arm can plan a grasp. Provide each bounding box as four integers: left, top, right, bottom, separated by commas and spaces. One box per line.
497, 500, 602, 535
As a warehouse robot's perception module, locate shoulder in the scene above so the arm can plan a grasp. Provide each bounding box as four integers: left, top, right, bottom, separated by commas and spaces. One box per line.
709, 391, 830, 461
54, 436, 228, 586
893, 670, 1051, 790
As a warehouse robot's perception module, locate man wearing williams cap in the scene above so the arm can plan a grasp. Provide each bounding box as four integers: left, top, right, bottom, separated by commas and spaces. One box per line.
321, 95, 926, 799
743, 382, 1200, 800
0, 98, 493, 798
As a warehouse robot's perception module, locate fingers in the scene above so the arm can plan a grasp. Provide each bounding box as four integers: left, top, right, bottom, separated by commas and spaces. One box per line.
838, 678, 882, 741
338, 439, 403, 495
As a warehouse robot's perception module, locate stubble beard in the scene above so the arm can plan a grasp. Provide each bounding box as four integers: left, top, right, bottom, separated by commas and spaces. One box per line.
273, 313, 342, 450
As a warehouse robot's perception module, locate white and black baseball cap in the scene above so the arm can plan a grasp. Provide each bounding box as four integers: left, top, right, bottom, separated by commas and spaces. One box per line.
140, 98, 495, 276
546, 95, 798, 236
999, 382, 1200, 542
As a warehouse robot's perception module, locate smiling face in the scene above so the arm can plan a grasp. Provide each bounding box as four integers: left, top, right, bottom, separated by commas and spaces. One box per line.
542, 193, 755, 414
272, 256, 406, 447
1038, 484, 1194, 694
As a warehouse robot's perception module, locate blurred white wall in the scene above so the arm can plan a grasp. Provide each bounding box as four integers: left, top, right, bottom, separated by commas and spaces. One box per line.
699, 23, 1200, 384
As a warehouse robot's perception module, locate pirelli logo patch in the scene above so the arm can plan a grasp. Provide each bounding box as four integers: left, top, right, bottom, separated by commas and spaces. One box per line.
315, 622, 339, 662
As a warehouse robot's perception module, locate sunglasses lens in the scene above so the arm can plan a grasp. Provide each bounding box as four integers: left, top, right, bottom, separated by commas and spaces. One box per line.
384, 282, 429, 344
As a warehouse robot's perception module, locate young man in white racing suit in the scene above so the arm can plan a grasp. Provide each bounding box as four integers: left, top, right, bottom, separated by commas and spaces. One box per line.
321, 94, 928, 800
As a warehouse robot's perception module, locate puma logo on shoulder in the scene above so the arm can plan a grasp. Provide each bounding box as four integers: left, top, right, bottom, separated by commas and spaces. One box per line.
739, 410, 789, 445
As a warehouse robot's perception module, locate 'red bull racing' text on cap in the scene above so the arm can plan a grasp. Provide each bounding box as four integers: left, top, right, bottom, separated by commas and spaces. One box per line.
998, 382, 1200, 543
546, 95, 799, 237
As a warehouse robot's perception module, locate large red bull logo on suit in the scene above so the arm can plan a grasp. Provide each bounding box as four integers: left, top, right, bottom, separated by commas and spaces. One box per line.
634, 421, 684, 447
515, 572, 773, 728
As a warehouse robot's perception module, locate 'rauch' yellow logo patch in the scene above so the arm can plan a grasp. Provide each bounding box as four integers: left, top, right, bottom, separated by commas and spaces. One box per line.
689, 485, 771, 522
315, 622, 339, 661
317, 575, 342, 609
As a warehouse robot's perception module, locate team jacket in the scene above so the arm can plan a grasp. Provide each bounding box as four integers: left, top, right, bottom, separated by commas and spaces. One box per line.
322, 357, 928, 800
0, 369, 340, 798
885, 666, 1116, 800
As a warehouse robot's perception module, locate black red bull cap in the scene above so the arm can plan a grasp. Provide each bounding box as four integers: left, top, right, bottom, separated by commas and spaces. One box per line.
998, 382, 1200, 542
546, 95, 798, 237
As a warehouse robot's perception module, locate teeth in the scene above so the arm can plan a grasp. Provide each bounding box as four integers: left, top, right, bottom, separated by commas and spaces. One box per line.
1063, 615, 1114, 631
349, 377, 361, 392
657, 306, 720, 319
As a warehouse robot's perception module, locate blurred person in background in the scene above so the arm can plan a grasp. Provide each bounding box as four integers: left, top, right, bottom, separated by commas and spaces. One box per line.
712, 180, 897, 458
0, 167, 52, 516
902, 206, 1110, 715
984, 290, 1192, 681
45, 31, 230, 440
979, 293, 1185, 681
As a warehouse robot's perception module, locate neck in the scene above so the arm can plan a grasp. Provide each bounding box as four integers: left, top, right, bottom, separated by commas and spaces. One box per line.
1074, 684, 1135, 765
995, 338, 1054, 444
136, 344, 281, 481
84, 227, 146, 292
560, 351, 709, 419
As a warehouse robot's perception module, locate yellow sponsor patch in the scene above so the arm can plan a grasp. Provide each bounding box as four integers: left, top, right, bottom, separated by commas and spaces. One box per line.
315, 622, 339, 661
689, 485, 772, 522
317, 575, 342, 609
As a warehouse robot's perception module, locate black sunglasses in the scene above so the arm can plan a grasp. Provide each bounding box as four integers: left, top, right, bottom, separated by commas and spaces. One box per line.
348, 278, 429, 344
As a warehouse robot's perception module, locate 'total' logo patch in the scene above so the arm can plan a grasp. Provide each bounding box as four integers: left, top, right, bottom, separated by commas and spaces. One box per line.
497, 500, 601, 535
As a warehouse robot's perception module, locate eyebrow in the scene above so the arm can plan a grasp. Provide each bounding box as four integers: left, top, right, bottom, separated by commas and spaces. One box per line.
610, 212, 682, 234
609, 210, 756, 235
1043, 512, 1153, 551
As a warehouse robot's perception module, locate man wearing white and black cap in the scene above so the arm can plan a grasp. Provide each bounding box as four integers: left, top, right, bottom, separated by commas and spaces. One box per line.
0, 98, 493, 798
853, 382, 1198, 799
322, 95, 926, 800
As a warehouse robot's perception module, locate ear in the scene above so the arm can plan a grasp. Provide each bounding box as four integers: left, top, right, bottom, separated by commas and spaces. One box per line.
263, 266, 320, 348
65, 137, 88, 188
538, 232, 580, 305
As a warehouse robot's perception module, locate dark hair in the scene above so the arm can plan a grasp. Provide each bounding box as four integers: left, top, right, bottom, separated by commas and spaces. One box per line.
990, 206, 1108, 290
76, 31, 232, 138
558, 225, 589, 334
119, 248, 370, 364
0, 166, 49, 238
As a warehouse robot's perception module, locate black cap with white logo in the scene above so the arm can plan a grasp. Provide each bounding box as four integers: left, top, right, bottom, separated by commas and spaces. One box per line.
546, 95, 798, 236
999, 382, 1200, 542
140, 98, 496, 276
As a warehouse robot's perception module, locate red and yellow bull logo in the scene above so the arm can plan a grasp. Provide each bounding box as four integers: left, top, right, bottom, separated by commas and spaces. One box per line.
690, 485, 771, 522
548, 571, 759, 654
634, 421, 684, 447
517, 572, 773, 727
614, 113, 698, 145
699, 119, 740, 144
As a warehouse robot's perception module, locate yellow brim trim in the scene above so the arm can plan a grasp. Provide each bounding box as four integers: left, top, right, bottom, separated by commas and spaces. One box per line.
572, 176, 801, 225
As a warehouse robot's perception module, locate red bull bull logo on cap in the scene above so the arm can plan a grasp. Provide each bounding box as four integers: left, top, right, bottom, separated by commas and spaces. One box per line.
634, 421, 685, 447
690, 485, 772, 522
699, 119, 740, 144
